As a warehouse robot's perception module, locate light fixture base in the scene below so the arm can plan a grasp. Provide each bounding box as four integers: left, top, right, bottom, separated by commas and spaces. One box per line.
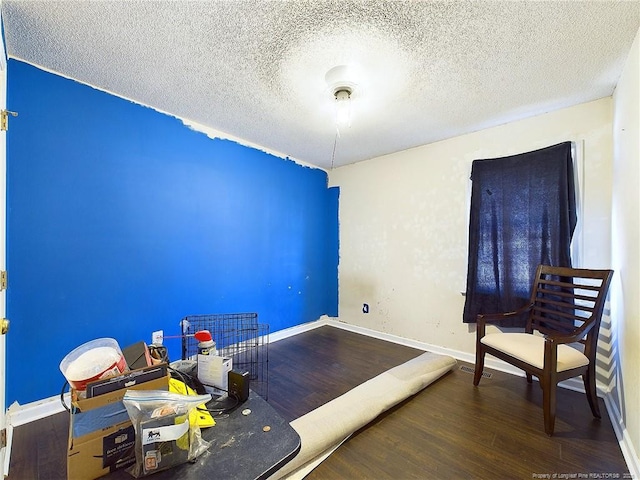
325, 65, 358, 96
334, 88, 352, 100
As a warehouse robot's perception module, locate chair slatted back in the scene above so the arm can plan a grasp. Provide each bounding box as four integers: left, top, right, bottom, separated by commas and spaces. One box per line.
526, 266, 613, 352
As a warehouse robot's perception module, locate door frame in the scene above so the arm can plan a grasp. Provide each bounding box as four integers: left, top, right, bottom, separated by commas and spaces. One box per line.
0, 25, 8, 476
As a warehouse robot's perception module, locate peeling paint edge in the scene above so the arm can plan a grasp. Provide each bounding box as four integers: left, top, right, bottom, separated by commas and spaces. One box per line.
6, 56, 325, 173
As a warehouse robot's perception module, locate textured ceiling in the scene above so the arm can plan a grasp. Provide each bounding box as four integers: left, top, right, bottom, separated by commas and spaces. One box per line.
2, 1, 639, 170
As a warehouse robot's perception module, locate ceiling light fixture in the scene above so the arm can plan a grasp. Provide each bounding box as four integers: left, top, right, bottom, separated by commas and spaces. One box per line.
325, 65, 358, 131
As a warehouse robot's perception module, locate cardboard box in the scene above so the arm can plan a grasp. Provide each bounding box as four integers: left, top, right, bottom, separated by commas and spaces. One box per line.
67, 365, 169, 480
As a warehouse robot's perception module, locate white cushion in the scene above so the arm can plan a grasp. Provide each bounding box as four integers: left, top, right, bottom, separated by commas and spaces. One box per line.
481, 333, 589, 372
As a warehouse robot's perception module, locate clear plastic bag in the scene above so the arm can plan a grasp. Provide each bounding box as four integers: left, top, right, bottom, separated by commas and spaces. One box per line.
123, 390, 212, 477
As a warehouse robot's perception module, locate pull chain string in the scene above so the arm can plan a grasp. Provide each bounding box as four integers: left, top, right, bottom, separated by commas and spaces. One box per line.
330, 128, 339, 170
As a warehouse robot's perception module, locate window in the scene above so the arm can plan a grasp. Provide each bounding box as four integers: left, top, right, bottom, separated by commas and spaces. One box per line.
462, 142, 577, 327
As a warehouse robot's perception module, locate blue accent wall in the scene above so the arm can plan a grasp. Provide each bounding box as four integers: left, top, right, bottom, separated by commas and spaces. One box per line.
6, 60, 339, 405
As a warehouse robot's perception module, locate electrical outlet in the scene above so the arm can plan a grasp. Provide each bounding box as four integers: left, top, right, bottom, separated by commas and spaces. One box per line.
152, 330, 163, 345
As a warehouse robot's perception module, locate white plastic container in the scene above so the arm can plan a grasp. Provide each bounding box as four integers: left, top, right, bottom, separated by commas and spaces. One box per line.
60, 338, 128, 394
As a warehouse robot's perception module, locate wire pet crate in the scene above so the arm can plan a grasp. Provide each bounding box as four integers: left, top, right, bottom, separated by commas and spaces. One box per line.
180, 313, 269, 399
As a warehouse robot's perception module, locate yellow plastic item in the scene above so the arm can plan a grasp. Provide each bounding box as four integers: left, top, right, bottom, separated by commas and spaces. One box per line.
168, 378, 215, 428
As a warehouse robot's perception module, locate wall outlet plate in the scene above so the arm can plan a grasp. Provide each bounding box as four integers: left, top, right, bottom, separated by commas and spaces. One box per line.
152, 330, 163, 345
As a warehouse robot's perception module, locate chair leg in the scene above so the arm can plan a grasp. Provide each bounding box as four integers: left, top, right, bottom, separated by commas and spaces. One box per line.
473, 347, 485, 386
542, 376, 557, 436
583, 366, 601, 419
526, 373, 533, 384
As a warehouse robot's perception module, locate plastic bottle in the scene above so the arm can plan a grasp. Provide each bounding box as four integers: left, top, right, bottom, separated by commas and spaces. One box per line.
194, 330, 216, 356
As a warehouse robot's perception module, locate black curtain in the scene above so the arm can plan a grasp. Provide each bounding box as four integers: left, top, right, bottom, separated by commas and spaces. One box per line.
463, 142, 577, 326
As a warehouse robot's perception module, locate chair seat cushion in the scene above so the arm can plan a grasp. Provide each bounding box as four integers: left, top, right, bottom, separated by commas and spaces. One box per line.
481, 333, 589, 372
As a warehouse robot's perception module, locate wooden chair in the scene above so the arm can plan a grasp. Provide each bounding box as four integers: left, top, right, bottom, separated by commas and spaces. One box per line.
473, 265, 613, 435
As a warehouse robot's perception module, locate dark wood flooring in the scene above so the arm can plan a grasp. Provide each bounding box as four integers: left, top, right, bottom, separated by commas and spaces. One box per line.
8, 325, 629, 479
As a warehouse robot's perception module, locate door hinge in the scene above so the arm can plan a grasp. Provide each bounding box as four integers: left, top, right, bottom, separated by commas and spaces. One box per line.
0, 271, 6, 290
0, 110, 18, 131
0, 428, 6, 449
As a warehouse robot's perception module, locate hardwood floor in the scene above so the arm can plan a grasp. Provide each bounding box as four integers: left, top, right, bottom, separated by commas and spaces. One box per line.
267, 324, 422, 422
8, 325, 629, 479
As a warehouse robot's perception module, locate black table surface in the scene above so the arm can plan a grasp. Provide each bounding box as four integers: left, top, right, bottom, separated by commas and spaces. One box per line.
109, 390, 301, 479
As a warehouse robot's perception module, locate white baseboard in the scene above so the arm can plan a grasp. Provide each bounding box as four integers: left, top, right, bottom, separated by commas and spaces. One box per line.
603, 391, 640, 479
6, 394, 70, 428
322, 319, 613, 394
323, 318, 527, 378
268, 317, 332, 343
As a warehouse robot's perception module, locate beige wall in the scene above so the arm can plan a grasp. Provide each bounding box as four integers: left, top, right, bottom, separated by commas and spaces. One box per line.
330, 97, 613, 357
612, 27, 640, 469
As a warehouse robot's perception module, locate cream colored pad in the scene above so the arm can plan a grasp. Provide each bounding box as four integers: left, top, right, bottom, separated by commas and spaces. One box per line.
481, 333, 588, 371
271, 352, 457, 480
